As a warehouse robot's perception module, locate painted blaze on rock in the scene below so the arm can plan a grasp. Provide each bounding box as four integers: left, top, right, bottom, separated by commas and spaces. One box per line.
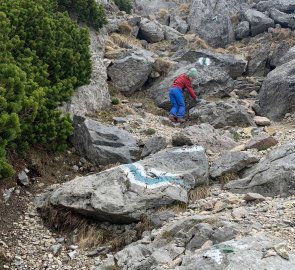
36, 146, 209, 223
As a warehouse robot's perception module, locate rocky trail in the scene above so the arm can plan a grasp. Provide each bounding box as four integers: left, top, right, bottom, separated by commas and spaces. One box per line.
1, 0, 295, 269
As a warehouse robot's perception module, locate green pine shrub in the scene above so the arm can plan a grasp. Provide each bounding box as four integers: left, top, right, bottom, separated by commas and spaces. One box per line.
58, 0, 107, 30
0, 0, 106, 179
114, 0, 132, 14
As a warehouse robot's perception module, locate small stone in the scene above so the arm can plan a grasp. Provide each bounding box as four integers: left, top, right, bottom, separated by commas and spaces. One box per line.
201, 240, 213, 250
113, 117, 128, 124
230, 144, 246, 152
263, 249, 276, 258
274, 244, 289, 260
244, 193, 266, 202
72, 165, 79, 172
254, 116, 271, 126
232, 207, 248, 219
69, 245, 79, 250
245, 135, 278, 151
18, 171, 30, 186
67, 250, 78, 260
213, 201, 227, 213
202, 201, 214, 211
133, 103, 143, 108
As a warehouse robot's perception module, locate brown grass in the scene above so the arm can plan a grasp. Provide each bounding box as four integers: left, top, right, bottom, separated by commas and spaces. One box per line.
187, 36, 209, 49
110, 33, 142, 49
148, 40, 171, 52
230, 14, 240, 26
188, 185, 209, 202
271, 28, 295, 46
153, 57, 174, 75
159, 8, 169, 18
159, 202, 188, 214
118, 21, 133, 35
218, 172, 238, 188
179, 3, 190, 14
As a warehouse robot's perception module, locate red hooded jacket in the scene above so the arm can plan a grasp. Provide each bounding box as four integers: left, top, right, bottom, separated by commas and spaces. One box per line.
172, 74, 197, 99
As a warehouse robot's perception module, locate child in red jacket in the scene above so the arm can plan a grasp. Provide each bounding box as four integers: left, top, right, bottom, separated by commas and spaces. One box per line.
168, 68, 203, 123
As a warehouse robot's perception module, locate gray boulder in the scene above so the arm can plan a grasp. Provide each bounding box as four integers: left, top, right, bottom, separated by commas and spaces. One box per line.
141, 136, 167, 158
112, 216, 238, 270
269, 8, 295, 29
235, 21, 250, 40
189, 98, 256, 128
162, 25, 183, 41
258, 59, 295, 120
35, 146, 209, 223
278, 46, 295, 66
245, 135, 278, 151
138, 19, 165, 43
108, 49, 154, 96
148, 63, 234, 110
233, 77, 264, 99
225, 141, 295, 197
61, 30, 110, 117
247, 41, 271, 76
71, 116, 140, 166
244, 9, 274, 36
187, 0, 235, 47
269, 40, 290, 68
173, 49, 247, 79
169, 14, 188, 34
176, 233, 295, 270
210, 151, 259, 179
172, 123, 237, 153
256, 0, 295, 13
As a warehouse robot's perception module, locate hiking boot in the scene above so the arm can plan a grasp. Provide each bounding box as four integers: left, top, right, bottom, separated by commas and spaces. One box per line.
177, 118, 186, 123
169, 115, 177, 122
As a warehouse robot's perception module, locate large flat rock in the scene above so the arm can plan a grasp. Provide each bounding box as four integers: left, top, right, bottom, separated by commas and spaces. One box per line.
35, 146, 209, 223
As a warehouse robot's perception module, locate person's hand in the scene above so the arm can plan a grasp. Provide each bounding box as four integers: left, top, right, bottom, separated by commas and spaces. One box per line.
195, 98, 206, 104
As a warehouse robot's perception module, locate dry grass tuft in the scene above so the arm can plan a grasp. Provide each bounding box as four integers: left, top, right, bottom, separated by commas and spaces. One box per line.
159, 202, 187, 213
188, 185, 209, 202
153, 57, 174, 75
159, 8, 169, 18
110, 33, 142, 48
230, 13, 240, 25
161, 230, 174, 241
179, 3, 190, 14
118, 20, 133, 35
218, 172, 238, 188
188, 36, 209, 49
148, 40, 171, 52
271, 28, 295, 46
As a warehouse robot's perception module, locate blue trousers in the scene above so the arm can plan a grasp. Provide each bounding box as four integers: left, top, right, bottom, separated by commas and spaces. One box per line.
169, 87, 185, 118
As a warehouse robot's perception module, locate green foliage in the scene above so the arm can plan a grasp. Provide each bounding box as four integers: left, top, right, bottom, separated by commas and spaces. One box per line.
0, 0, 93, 178
114, 0, 132, 14
233, 131, 241, 142
58, 0, 107, 30
111, 97, 120, 105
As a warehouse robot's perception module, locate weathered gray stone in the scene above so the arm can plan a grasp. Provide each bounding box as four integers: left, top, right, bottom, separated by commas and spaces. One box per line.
256, 0, 295, 13
172, 124, 237, 153
269, 8, 295, 29
148, 211, 176, 228
253, 116, 271, 126
258, 59, 295, 120
210, 151, 259, 179
189, 98, 256, 128
35, 146, 209, 223
61, 30, 110, 117
245, 135, 278, 151
148, 63, 234, 110
278, 46, 295, 66
138, 19, 165, 43
141, 136, 167, 158
71, 115, 140, 166
247, 42, 271, 76
244, 9, 274, 36
169, 14, 188, 34
176, 233, 295, 270
225, 141, 295, 197
108, 49, 155, 96
269, 41, 290, 68
235, 21, 250, 40
18, 171, 30, 186
187, 0, 235, 47
243, 192, 266, 202
173, 49, 247, 79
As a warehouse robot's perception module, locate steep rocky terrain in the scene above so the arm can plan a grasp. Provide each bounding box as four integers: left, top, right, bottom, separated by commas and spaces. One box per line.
1, 0, 295, 269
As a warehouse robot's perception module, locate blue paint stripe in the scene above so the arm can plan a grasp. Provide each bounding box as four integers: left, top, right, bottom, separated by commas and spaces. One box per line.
124, 164, 189, 188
